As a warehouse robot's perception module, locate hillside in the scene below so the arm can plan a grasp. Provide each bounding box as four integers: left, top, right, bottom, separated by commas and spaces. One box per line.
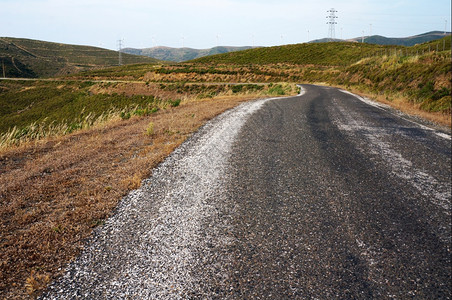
60, 36, 451, 118
352, 31, 451, 46
191, 36, 451, 65
122, 31, 451, 64
122, 46, 256, 62
191, 42, 397, 65
188, 37, 451, 116
309, 31, 450, 46
0, 37, 160, 78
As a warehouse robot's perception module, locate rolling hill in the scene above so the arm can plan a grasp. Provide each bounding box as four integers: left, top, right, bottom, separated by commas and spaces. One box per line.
123, 31, 450, 63
310, 31, 451, 46
188, 36, 451, 114
0, 37, 161, 78
190, 42, 392, 65
122, 46, 256, 62
191, 35, 451, 66
351, 31, 451, 46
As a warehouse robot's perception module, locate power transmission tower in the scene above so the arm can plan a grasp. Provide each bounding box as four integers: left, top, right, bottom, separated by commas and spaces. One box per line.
117, 39, 123, 66
326, 8, 338, 41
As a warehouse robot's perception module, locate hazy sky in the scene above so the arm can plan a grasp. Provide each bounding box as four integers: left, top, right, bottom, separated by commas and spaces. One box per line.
1, 0, 451, 50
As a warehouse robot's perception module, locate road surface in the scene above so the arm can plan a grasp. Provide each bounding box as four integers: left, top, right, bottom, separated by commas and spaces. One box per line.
41, 84, 451, 299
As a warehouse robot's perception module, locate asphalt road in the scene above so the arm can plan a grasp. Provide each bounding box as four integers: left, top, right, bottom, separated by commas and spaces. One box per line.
41, 84, 451, 299
220, 84, 451, 298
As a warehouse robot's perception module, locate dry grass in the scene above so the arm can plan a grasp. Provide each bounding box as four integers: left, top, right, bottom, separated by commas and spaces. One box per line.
346, 86, 451, 127
308, 81, 451, 128
0, 93, 275, 299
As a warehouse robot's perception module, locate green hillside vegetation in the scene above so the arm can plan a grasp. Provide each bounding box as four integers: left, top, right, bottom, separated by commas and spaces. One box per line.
63, 37, 451, 116
192, 37, 451, 66
192, 42, 404, 65
0, 78, 298, 148
189, 37, 451, 114
0, 81, 154, 134
122, 46, 255, 62
0, 37, 160, 78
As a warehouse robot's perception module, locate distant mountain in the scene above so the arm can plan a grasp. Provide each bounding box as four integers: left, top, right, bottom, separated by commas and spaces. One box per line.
0, 37, 160, 78
311, 31, 451, 46
122, 46, 257, 62
351, 31, 451, 46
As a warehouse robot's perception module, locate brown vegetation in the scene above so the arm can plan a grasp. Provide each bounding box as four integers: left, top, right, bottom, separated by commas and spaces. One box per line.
0, 93, 281, 299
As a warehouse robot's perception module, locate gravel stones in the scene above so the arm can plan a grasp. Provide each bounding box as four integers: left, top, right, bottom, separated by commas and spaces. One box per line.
40, 98, 275, 299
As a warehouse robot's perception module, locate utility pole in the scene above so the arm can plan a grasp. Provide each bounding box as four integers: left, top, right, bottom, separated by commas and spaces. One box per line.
362, 31, 365, 43
117, 39, 123, 66
445, 19, 448, 35
326, 8, 338, 41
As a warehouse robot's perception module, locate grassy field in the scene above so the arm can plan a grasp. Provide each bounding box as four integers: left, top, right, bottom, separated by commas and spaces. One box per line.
0, 79, 296, 149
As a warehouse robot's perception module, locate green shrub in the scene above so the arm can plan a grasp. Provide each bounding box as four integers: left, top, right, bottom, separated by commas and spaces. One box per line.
267, 84, 285, 96
120, 112, 131, 120
169, 99, 181, 107
231, 85, 243, 93
420, 96, 451, 112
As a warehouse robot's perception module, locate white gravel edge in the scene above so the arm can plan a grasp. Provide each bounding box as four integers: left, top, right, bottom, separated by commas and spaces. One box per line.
40, 96, 296, 299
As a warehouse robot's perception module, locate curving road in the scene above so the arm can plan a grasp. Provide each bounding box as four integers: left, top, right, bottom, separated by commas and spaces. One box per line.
41, 84, 451, 299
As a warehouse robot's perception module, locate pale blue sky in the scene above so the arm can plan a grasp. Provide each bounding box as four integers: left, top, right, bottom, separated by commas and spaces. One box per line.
1, 0, 450, 50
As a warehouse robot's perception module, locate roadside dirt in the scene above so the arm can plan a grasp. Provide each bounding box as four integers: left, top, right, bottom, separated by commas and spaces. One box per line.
0, 95, 258, 299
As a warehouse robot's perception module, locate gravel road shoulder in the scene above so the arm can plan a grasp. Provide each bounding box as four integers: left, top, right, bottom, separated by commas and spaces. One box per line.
39, 96, 283, 299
